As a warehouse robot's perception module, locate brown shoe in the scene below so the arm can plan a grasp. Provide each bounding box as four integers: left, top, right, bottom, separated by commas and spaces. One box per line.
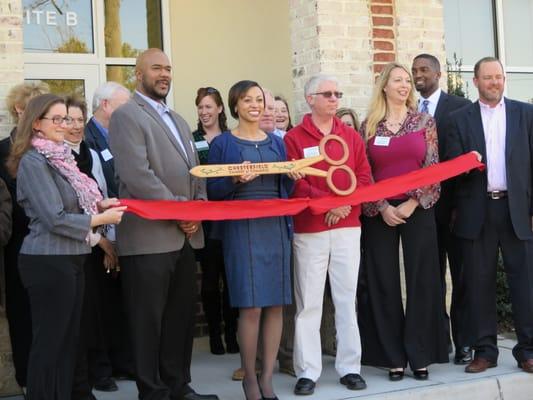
231, 367, 261, 381
518, 359, 533, 373
231, 367, 245, 381
465, 358, 497, 373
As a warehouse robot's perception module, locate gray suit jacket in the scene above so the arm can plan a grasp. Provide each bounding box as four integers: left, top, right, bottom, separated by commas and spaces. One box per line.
16, 150, 92, 255
109, 92, 206, 256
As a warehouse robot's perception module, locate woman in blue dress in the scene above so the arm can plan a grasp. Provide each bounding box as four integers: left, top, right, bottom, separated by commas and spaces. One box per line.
207, 80, 295, 400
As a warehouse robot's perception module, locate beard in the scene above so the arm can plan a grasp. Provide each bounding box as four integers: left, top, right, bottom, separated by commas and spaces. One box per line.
141, 76, 170, 101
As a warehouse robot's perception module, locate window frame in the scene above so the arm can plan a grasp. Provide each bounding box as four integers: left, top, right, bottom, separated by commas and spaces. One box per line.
445, 0, 533, 100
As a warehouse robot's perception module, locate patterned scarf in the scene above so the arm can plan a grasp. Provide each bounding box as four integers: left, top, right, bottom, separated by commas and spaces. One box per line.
31, 136, 103, 215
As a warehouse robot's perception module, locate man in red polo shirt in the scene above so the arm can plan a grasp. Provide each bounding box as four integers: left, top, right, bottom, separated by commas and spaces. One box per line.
284, 74, 372, 395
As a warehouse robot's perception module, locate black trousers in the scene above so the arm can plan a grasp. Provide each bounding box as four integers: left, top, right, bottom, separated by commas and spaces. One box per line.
4, 237, 32, 387
436, 214, 469, 350
18, 254, 86, 400
72, 247, 114, 399
198, 238, 237, 338
359, 207, 448, 369
460, 198, 533, 362
121, 243, 196, 400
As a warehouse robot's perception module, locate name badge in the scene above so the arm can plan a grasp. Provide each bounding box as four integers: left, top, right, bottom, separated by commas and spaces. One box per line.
374, 136, 391, 146
303, 146, 320, 158
100, 149, 113, 161
195, 140, 209, 151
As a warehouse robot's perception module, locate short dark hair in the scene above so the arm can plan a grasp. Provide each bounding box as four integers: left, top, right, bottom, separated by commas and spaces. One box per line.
413, 53, 440, 71
227, 80, 264, 119
474, 56, 503, 78
65, 95, 88, 121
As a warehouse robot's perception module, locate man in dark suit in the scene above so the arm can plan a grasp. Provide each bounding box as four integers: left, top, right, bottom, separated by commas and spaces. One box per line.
447, 56, 533, 374
84, 82, 130, 198
82, 82, 132, 391
411, 53, 472, 365
109, 49, 218, 400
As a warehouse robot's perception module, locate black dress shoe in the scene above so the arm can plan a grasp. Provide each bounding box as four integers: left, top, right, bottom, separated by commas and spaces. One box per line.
177, 387, 219, 400
339, 373, 367, 390
93, 376, 118, 392
294, 378, 315, 395
413, 369, 429, 380
388, 369, 404, 381
454, 347, 473, 365
209, 335, 225, 355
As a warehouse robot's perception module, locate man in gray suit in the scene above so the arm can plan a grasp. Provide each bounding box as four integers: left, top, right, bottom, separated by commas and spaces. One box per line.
109, 49, 218, 400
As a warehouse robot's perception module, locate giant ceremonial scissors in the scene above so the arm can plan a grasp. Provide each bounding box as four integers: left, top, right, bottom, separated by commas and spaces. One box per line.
190, 135, 357, 196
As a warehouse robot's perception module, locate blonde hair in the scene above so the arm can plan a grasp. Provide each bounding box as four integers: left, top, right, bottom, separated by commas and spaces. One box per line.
5, 81, 50, 122
364, 62, 417, 139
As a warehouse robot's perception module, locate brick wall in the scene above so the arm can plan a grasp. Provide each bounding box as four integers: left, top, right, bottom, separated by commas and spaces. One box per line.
395, 0, 446, 81
0, 1, 23, 395
0, 0, 23, 139
289, 0, 374, 124
288, 0, 446, 122
370, 0, 396, 75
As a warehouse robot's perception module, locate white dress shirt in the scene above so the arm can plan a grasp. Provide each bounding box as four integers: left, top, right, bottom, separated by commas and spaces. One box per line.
479, 97, 507, 191
135, 90, 188, 159
418, 88, 441, 117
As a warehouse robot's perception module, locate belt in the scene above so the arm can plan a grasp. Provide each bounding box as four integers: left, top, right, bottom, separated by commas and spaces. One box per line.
487, 190, 507, 199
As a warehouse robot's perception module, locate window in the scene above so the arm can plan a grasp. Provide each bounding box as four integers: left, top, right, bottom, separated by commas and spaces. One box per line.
443, 0, 533, 103
23, 0, 94, 54
23, 1, 170, 109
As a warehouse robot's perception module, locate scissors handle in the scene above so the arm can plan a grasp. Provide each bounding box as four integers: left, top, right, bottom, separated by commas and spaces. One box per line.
326, 165, 357, 196
320, 135, 349, 165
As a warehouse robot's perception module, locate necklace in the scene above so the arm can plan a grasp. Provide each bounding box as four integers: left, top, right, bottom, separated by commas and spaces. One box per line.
385, 113, 407, 130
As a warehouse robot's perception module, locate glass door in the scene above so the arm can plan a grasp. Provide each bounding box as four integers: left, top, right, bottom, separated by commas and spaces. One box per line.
24, 64, 100, 114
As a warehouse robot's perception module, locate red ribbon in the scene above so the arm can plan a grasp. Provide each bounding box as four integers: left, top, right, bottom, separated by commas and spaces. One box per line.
120, 153, 484, 221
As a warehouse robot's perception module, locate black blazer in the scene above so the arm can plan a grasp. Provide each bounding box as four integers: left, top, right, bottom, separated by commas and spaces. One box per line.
433, 91, 471, 223
446, 98, 533, 240
84, 118, 118, 197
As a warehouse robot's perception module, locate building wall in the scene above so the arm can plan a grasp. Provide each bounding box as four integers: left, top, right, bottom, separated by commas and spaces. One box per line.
169, 0, 294, 130
0, 0, 23, 394
289, 0, 446, 125
0, 0, 23, 139
289, 0, 374, 124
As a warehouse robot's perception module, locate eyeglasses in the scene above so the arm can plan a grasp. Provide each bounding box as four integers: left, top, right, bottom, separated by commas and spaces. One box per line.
41, 115, 73, 125
206, 87, 218, 94
311, 91, 343, 99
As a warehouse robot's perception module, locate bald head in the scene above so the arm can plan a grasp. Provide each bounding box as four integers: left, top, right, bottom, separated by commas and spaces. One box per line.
135, 48, 172, 101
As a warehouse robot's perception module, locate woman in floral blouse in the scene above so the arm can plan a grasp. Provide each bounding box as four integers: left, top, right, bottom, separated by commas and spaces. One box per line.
357, 62, 448, 382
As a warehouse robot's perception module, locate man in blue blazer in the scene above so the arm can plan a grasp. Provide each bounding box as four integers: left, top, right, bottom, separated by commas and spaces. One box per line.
84, 82, 130, 198
412, 53, 472, 365
447, 57, 533, 374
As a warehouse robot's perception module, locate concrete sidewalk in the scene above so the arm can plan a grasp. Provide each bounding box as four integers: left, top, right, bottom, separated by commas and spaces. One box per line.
89, 336, 532, 400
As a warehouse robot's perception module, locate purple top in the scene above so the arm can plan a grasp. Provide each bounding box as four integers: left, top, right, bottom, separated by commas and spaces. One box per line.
360, 110, 440, 217
368, 129, 426, 200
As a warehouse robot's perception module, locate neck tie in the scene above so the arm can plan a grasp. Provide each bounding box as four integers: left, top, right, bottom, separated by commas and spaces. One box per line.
420, 99, 429, 114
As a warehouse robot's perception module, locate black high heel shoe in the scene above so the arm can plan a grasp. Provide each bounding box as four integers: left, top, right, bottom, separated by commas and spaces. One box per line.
388, 368, 405, 381
413, 368, 429, 380
242, 379, 262, 400
257, 375, 279, 400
